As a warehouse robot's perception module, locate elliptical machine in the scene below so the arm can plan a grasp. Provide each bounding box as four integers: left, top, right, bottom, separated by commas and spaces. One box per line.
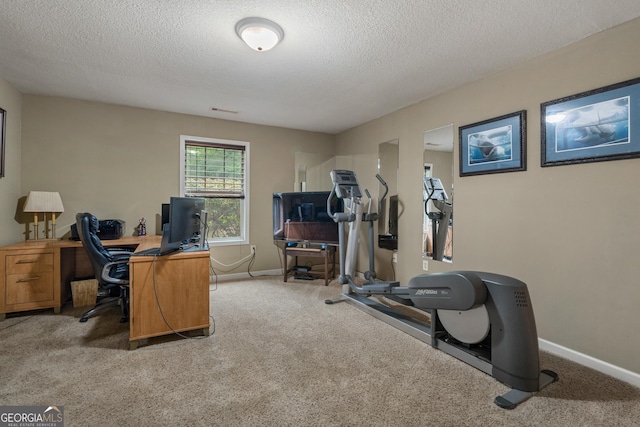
424, 176, 452, 262
362, 173, 397, 284
325, 169, 557, 409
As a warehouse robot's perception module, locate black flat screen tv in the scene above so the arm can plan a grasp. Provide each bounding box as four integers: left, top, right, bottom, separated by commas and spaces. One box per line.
273, 191, 343, 244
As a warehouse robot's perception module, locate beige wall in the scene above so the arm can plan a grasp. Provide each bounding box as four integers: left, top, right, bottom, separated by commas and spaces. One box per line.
20, 96, 335, 272
335, 18, 640, 374
4, 17, 639, 377
0, 77, 23, 245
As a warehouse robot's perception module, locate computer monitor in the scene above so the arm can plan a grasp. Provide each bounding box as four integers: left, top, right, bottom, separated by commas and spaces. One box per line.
161, 203, 170, 228
168, 196, 205, 245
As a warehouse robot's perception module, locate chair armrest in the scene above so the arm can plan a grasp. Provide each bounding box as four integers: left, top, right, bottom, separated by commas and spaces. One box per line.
102, 259, 130, 286
111, 252, 133, 261
107, 248, 134, 261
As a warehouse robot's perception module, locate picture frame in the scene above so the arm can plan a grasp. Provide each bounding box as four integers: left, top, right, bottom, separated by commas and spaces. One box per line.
541, 77, 640, 167
459, 110, 526, 177
0, 107, 5, 178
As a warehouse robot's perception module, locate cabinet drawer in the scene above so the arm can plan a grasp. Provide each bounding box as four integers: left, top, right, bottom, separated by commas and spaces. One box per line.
6, 253, 54, 275
6, 272, 55, 304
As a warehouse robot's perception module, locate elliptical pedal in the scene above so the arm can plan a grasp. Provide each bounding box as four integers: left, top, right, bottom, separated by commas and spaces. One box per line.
361, 281, 400, 294
382, 294, 414, 306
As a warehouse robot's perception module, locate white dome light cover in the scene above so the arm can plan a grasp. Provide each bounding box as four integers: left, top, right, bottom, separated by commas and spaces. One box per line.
235, 17, 284, 52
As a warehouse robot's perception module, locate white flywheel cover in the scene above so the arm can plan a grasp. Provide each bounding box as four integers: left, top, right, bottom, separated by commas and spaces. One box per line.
438, 305, 490, 344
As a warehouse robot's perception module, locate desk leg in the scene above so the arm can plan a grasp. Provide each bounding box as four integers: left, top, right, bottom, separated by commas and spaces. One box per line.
283, 249, 288, 282
130, 340, 139, 351
331, 250, 336, 279
324, 251, 329, 286
0, 313, 5, 322
54, 306, 61, 315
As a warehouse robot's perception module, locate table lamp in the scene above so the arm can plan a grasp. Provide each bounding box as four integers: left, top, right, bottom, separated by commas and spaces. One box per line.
23, 191, 65, 240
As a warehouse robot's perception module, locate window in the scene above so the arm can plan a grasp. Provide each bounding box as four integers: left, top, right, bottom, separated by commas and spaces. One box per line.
180, 136, 250, 246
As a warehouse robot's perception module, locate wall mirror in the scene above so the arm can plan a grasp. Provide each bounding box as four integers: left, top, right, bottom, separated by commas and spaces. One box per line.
423, 125, 454, 262
377, 140, 399, 250
294, 152, 334, 192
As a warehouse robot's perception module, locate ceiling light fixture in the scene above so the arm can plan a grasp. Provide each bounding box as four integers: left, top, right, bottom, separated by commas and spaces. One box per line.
235, 17, 284, 52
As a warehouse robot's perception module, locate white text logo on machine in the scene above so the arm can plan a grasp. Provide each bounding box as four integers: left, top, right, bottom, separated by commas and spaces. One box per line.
415, 289, 439, 296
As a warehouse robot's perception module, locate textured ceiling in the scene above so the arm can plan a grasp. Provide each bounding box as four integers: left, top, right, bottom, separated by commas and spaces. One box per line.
1, 1, 640, 134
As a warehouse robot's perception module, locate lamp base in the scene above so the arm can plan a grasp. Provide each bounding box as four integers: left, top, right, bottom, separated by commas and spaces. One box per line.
30, 223, 40, 241
29, 222, 61, 240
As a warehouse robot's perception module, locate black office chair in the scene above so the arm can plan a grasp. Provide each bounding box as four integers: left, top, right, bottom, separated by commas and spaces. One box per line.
75, 212, 132, 323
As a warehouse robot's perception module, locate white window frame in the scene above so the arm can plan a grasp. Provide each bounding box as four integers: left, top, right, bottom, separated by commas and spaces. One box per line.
180, 135, 250, 246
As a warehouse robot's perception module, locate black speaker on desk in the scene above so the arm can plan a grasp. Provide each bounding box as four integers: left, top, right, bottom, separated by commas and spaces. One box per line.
70, 219, 126, 240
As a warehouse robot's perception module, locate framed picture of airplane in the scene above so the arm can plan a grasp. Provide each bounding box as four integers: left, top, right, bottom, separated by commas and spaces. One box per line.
541, 77, 640, 167
459, 110, 526, 177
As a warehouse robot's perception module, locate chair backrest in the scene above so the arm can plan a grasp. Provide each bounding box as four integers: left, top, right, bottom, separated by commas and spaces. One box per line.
76, 212, 114, 286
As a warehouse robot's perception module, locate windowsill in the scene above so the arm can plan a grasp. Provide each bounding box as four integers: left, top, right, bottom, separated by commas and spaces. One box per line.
207, 238, 249, 247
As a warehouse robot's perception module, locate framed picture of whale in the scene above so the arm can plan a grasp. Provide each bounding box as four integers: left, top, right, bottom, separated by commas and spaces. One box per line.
459, 110, 526, 177
541, 77, 640, 167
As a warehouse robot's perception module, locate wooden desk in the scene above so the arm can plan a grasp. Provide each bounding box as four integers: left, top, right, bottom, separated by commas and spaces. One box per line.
283, 245, 336, 286
0, 236, 148, 320
0, 236, 210, 350
128, 239, 210, 349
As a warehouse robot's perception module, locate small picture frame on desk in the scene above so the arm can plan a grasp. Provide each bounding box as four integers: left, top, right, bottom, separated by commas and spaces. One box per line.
0, 107, 6, 178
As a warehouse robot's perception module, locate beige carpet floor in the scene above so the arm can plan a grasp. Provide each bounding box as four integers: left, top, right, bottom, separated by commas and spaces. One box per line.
1, 276, 639, 426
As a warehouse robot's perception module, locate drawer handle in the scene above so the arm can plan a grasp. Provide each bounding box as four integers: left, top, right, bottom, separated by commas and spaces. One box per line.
17, 277, 41, 282
17, 259, 40, 264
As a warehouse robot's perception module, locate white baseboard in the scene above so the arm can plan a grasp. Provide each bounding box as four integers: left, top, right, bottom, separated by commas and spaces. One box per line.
210, 269, 282, 283
539, 338, 640, 389
205, 273, 640, 389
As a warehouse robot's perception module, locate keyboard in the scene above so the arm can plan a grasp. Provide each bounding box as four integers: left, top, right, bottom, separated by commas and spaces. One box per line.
132, 247, 161, 256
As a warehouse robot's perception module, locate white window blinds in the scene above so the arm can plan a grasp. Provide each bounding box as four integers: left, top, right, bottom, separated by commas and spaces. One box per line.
184, 142, 246, 199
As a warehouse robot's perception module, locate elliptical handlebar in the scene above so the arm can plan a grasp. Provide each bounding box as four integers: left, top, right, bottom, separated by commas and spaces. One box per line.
364, 188, 372, 215
328, 182, 355, 223
423, 177, 448, 203
376, 174, 388, 215
423, 177, 436, 202
423, 176, 452, 215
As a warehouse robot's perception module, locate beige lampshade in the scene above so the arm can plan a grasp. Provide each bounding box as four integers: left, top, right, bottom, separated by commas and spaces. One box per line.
24, 191, 64, 213
24, 191, 65, 240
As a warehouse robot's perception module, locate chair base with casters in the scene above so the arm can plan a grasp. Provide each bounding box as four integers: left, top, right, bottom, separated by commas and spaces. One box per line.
79, 286, 129, 323
75, 212, 133, 324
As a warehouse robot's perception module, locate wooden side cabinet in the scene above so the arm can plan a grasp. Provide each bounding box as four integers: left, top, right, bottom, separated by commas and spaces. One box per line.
128, 249, 210, 350
0, 242, 65, 321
